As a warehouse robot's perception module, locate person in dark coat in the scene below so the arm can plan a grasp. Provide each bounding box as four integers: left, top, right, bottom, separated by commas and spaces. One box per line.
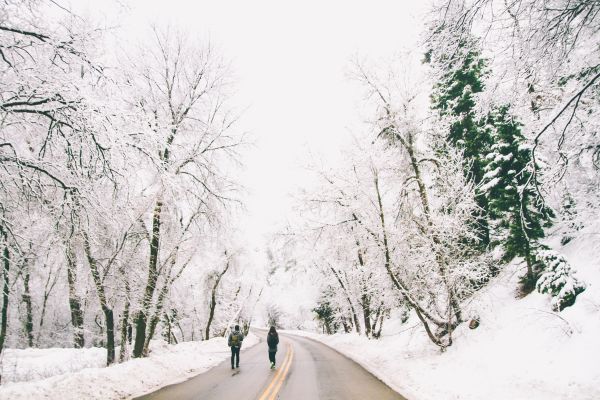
228, 325, 244, 369
267, 326, 279, 369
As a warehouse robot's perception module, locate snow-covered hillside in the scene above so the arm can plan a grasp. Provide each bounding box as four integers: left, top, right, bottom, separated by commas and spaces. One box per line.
287, 229, 600, 400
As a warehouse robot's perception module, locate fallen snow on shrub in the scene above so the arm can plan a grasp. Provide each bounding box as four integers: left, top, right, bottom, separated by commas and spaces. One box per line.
536, 249, 586, 311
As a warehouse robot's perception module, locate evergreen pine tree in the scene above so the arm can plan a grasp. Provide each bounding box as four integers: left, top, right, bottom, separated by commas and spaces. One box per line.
536, 250, 585, 311
313, 292, 338, 335
558, 191, 582, 245
480, 106, 554, 287
429, 38, 493, 247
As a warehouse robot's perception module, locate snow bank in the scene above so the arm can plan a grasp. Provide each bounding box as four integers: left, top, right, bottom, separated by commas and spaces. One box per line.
1, 347, 106, 384
286, 230, 600, 400
0, 333, 259, 400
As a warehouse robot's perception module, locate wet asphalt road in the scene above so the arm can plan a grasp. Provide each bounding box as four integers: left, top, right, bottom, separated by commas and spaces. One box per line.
134, 330, 407, 400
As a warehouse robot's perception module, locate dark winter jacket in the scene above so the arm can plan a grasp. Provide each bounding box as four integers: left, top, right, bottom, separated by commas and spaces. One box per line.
228, 330, 244, 348
267, 332, 279, 352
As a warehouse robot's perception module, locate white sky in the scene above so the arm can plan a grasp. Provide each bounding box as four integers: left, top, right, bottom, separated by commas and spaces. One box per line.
78, 0, 430, 248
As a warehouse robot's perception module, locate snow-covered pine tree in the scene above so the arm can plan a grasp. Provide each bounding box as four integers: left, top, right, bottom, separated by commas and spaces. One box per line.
428, 36, 493, 248
536, 250, 585, 312
313, 289, 338, 335
480, 105, 554, 289
558, 191, 582, 245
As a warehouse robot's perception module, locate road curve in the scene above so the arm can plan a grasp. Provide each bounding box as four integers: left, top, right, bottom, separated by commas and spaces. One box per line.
135, 330, 407, 400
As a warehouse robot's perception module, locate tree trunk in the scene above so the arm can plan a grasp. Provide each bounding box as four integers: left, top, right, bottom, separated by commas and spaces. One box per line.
392, 137, 463, 338
373, 170, 450, 347
143, 278, 170, 354
65, 243, 85, 348
329, 266, 361, 334
104, 307, 115, 364
406, 134, 463, 327
356, 245, 372, 338
119, 283, 131, 362
82, 231, 115, 365
522, 229, 536, 292
163, 312, 172, 344
361, 293, 372, 338
341, 316, 350, 333
205, 256, 231, 340
133, 311, 147, 357
324, 320, 332, 334
371, 305, 387, 339
0, 239, 10, 357
404, 132, 431, 218
371, 304, 383, 339
133, 200, 162, 358
37, 266, 58, 346
22, 263, 34, 347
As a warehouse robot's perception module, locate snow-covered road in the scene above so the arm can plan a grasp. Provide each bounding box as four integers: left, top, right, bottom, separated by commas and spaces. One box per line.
135, 330, 406, 400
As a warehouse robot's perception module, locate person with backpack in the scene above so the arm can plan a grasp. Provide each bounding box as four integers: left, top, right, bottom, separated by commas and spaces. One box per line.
228, 325, 244, 369
266, 326, 279, 369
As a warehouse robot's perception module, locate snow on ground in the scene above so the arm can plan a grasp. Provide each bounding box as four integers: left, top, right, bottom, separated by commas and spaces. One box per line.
1, 346, 106, 384
0, 332, 258, 400
286, 230, 600, 400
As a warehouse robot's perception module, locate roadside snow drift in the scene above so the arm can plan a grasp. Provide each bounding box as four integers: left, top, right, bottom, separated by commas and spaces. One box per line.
0, 333, 258, 400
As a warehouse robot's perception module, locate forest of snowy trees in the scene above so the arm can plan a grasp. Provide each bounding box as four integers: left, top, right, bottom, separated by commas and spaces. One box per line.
276, 0, 598, 348
0, 0, 599, 392
0, 0, 263, 376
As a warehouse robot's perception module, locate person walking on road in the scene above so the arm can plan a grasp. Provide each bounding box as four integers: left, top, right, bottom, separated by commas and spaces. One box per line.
228, 325, 244, 369
267, 326, 279, 369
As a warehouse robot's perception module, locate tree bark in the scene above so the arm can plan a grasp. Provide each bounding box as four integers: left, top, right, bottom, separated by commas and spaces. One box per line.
341, 316, 351, 333
82, 231, 115, 365
22, 261, 34, 347
523, 230, 535, 286
371, 303, 383, 339
119, 282, 131, 363
329, 266, 361, 334
163, 312, 172, 344
37, 266, 58, 346
133, 200, 162, 358
65, 242, 85, 348
390, 132, 463, 339
143, 276, 170, 354
361, 293, 372, 338
373, 170, 450, 347
143, 249, 187, 354
0, 238, 10, 357
356, 244, 372, 338
205, 255, 231, 340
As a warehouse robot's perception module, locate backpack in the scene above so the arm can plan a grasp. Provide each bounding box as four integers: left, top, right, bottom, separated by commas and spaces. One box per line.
231, 331, 241, 347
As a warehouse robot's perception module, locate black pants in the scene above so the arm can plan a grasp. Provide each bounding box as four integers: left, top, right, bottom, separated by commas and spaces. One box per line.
268, 350, 276, 364
231, 346, 240, 367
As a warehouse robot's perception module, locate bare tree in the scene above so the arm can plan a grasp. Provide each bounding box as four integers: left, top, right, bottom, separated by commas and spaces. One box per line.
125, 27, 244, 358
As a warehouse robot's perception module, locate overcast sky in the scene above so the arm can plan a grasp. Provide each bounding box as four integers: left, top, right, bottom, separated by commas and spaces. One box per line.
79, 0, 430, 247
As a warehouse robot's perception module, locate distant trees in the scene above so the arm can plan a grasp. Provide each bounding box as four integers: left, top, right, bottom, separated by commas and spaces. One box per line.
0, 0, 254, 374
1, 0, 114, 360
